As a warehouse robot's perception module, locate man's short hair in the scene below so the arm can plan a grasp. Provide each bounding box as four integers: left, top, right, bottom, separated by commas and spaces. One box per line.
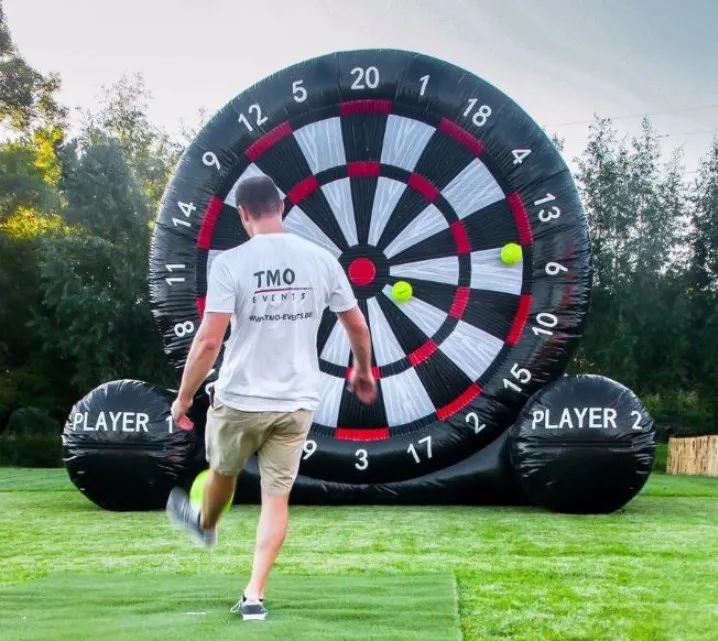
234, 175, 282, 218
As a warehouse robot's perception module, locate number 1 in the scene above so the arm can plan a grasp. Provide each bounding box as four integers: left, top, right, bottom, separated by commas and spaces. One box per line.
419, 74, 430, 96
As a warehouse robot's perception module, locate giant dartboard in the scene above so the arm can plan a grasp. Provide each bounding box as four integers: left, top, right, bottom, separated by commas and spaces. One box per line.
149, 49, 591, 489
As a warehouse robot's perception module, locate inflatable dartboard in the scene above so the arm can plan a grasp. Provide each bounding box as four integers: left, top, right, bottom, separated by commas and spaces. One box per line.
149, 49, 591, 495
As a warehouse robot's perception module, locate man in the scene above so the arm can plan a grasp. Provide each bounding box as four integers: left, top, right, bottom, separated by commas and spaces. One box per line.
166, 175, 377, 621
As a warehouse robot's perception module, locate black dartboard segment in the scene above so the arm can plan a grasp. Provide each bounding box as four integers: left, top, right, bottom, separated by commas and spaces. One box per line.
149, 49, 592, 486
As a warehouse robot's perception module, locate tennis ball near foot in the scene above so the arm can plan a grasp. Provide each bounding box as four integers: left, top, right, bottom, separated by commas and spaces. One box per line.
190, 470, 234, 513
391, 280, 413, 303
500, 242, 522, 265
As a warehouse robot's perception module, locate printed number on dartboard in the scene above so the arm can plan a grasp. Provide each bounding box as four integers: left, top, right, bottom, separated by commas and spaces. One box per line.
301, 441, 371, 472
503, 363, 532, 394
174, 320, 195, 338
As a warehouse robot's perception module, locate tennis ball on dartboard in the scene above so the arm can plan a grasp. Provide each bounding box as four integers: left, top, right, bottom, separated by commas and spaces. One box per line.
391, 280, 413, 303
500, 242, 522, 265
190, 469, 234, 513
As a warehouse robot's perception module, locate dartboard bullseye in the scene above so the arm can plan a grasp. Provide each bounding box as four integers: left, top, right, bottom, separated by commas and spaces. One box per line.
149, 49, 591, 488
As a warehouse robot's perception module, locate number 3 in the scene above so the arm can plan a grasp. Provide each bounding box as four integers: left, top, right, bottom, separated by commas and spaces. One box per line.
355, 449, 368, 470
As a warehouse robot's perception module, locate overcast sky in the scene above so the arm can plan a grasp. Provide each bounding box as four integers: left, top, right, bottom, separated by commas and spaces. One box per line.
5, 0, 717, 174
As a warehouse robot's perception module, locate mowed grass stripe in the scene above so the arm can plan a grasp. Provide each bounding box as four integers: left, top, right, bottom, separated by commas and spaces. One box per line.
0, 574, 461, 641
1, 469, 717, 640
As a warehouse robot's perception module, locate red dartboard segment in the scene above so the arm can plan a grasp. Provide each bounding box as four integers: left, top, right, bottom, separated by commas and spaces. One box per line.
436, 383, 483, 421
336, 427, 390, 441
287, 176, 320, 204
197, 197, 224, 250
345, 366, 381, 380
506, 294, 533, 346
438, 118, 485, 156
245, 122, 293, 161
347, 161, 381, 177
408, 340, 439, 366
196, 296, 206, 319
449, 221, 471, 254
448, 287, 470, 320
407, 173, 440, 202
339, 99, 392, 116
507, 193, 533, 246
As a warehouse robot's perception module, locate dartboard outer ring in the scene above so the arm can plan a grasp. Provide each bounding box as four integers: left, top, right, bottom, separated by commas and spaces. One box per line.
149, 49, 592, 486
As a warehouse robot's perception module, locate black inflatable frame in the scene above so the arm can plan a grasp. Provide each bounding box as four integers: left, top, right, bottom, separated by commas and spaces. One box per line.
149, 49, 592, 503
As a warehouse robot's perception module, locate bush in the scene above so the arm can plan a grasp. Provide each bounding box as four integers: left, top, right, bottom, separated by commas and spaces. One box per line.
0, 433, 63, 467
642, 391, 717, 441
6, 406, 61, 435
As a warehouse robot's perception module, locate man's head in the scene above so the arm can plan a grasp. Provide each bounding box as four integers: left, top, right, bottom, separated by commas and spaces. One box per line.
234, 175, 284, 235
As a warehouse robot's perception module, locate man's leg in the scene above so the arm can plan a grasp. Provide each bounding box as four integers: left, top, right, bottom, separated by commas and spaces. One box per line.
243, 490, 290, 601
201, 468, 237, 530
167, 402, 261, 547
237, 410, 312, 610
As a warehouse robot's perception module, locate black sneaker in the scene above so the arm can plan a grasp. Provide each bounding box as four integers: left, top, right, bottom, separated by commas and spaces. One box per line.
166, 487, 217, 548
230, 595, 268, 621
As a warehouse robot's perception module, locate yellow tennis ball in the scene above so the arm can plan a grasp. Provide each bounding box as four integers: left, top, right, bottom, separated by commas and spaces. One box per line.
500, 242, 522, 265
190, 469, 234, 513
391, 280, 413, 303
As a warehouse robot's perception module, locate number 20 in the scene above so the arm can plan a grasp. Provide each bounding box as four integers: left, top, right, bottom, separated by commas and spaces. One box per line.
350, 66, 379, 90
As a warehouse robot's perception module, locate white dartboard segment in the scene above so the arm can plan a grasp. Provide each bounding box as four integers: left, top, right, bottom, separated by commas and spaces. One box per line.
381, 369, 436, 426
294, 118, 346, 174
470, 248, 523, 295
368, 177, 405, 246
380, 115, 436, 171
384, 204, 449, 259
225, 164, 286, 208
321, 320, 351, 367
442, 159, 504, 219
439, 319, 504, 380
284, 207, 342, 258
321, 179, 359, 247
313, 372, 344, 427
367, 296, 406, 366
383, 285, 447, 338
390, 256, 460, 286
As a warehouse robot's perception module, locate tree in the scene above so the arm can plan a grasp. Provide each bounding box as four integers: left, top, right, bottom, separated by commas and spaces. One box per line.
0, 1, 65, 132
688, 137, 718, 291
82, 74, 181, 207
32, 134, 174, 393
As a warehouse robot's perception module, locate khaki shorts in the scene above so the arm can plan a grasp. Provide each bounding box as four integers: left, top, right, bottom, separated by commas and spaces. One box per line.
205, 398, 313, 495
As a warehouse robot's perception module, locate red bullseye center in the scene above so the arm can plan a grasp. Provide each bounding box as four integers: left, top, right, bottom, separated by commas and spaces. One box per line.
348, 258, 376, 286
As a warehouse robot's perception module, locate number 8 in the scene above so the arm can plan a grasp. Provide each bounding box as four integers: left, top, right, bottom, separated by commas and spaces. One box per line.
174, 320, 195, 338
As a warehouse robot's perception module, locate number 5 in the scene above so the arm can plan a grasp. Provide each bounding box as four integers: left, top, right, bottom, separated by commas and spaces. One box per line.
293, 80, 307, 103
510, 363, 531, 384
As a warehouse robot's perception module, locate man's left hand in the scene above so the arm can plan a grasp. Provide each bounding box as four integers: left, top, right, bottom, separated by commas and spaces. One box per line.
171, 396, 194, 431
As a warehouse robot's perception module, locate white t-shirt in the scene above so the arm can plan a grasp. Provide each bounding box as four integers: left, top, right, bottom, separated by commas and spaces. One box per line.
204, 232, 357, 412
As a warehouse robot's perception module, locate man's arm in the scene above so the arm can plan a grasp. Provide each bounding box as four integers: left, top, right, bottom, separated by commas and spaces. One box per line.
176, 312, 231, 402
337, 307, 372, 373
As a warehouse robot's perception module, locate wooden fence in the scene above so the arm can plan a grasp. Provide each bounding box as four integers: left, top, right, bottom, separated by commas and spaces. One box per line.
666, 436, 718, 477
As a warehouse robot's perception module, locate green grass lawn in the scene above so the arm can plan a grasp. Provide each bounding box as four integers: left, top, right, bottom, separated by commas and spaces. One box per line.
1, 468, 717, 641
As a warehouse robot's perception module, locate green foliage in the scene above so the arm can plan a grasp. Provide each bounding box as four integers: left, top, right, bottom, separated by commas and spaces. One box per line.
6, 407, 60, 435
0, 3, 65, 132
0, 433, 62, 467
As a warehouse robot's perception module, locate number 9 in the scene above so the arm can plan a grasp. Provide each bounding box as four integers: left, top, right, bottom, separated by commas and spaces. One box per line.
202, 152, 220, 170
303, 440, 317, 459
545, 262, 568, 276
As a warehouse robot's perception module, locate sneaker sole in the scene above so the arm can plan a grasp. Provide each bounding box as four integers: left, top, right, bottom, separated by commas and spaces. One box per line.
166, 493, 216, 549
242, 613, 267, 621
